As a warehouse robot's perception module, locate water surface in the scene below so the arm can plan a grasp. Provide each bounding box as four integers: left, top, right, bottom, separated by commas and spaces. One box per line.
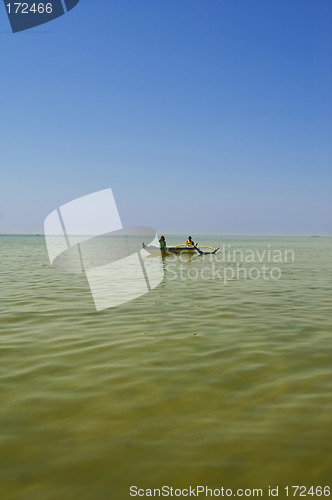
1, 235, 331, 499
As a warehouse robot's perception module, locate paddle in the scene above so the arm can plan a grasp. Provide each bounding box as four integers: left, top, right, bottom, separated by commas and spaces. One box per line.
194, 245, 219, 255
194, 245, 203, 255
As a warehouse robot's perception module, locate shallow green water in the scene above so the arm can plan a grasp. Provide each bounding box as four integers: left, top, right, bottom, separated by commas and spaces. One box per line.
1, 235, 331, 500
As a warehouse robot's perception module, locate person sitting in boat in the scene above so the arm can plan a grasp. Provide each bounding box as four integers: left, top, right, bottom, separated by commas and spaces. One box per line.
159, 235, 166, 250
186, 236, 195, 246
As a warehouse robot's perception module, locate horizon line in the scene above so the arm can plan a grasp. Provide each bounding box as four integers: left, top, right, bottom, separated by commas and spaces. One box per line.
1, 233, 331, 238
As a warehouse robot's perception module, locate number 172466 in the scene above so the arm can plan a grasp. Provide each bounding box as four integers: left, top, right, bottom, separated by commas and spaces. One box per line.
285, 486, 330, 496
6, 3, 53, 14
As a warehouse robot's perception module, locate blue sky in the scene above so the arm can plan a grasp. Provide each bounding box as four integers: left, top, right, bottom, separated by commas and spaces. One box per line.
1, 0, 331, 234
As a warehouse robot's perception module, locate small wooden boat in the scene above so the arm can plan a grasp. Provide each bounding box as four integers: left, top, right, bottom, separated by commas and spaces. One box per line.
142, 243, 219, 256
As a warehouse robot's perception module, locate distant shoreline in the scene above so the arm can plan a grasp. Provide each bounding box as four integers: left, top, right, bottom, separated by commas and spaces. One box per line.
1, 234, 331, 238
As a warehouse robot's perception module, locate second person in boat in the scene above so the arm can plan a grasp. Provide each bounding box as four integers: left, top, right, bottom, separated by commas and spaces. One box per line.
186, 236, 196, 247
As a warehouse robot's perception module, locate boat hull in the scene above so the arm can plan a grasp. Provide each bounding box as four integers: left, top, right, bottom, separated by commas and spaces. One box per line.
142, 243, 219, 256
142, 244, 196, 256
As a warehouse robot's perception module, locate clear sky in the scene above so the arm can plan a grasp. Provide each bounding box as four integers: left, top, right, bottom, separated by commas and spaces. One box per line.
1, 0, 331, 235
